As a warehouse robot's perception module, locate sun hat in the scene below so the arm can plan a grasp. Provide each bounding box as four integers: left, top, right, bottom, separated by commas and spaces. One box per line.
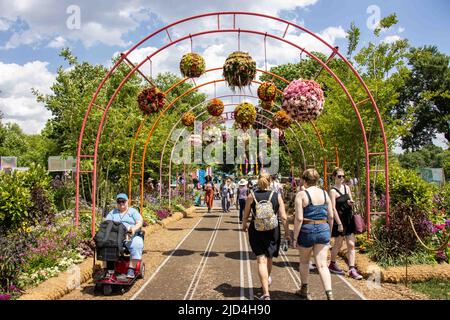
116, 193, 129, 201
238, 179, 248, 186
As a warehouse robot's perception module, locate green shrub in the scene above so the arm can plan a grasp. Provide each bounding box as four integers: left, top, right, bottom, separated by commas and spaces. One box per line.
0, 165, 55, 233
375, 162, 435, 210
0, 172, 32, 232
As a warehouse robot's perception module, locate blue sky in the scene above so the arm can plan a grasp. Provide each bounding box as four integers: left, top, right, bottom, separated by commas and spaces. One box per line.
0, 0, 448, 151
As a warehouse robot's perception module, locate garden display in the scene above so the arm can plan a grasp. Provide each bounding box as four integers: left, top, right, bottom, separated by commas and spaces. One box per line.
234, 102, 257, 130
223, 51, 256, 91
259, 100, 274, 111
273, 110, 292, 130
206, 98, 224, 117
257, 82, 277, 102
137, 87, 166, 114
181, 112, 195, 127
179, 53, 206, 78
282, 79, 324, 122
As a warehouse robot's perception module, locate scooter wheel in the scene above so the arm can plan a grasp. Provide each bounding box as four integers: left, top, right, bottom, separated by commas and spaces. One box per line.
103, 284, 112, 296
138, 263, 145, 279
94, 283, 102, 293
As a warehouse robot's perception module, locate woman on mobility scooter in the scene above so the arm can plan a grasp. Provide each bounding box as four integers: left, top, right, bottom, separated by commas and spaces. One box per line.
102, 193, 144, 280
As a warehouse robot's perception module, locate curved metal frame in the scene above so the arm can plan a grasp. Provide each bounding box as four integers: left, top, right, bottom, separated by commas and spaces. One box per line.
75, 12, 389, 238
158, 103, 308, 198
150, 94, 316, 198
167, 115, 297, 206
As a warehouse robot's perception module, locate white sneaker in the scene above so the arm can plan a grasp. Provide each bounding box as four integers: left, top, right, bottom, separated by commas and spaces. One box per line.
268, 276, 272, 287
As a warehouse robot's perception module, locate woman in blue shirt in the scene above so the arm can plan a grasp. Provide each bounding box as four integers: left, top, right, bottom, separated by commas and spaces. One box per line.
105, 193, 144, 278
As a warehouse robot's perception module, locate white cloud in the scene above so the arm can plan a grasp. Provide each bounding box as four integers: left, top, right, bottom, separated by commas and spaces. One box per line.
0, 17, 12, 31
0, 61, 54, 134
382, 35, 401, 44
0, 0, 318, 49
48, 36, 67, 48
398, 26, 405, 33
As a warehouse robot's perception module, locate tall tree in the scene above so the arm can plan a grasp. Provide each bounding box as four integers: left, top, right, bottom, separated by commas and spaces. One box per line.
395, 46, 450, 150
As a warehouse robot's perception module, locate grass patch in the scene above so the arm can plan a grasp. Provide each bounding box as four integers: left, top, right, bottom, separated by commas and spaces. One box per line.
411, 279, 450, 300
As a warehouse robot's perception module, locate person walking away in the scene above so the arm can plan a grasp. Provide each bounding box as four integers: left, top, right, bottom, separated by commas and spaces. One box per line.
221, 179, 230, 212
328, 168, 363, 280
242, 173, 291, 300
229, 179, 236, 209
203, 175, 214, 213
237, 179, 248, 222
293, 169, 334, 300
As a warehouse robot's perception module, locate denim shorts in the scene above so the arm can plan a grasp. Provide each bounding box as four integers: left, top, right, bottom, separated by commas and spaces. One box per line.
298, 223, 330, 248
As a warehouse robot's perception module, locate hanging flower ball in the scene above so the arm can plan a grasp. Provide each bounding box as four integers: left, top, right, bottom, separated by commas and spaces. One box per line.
273, 110, 292, 130
282, 79, 325, 122
223, 51, 256, 91
259, 100, 273, 111
206, 98, 224, 117
257, 82, 277, 102
234, 102, 256, 130
179, 53, 206, 78
181, 112, 196, 127
137, 87, 166, 114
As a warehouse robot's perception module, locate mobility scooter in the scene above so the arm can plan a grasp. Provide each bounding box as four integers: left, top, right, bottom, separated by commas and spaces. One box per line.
93, 227, 146, 296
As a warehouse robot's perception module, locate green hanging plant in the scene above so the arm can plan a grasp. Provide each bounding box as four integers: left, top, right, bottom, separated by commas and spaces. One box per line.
179, 53, 206, 78
223, 51, 256, 91
234, 102, 256, 130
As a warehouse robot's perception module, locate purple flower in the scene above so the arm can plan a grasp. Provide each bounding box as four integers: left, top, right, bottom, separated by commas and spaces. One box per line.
0, 294, 11, 300
436, 250, 447, 261
9, 285, 22, 293
445, 220, 450, 227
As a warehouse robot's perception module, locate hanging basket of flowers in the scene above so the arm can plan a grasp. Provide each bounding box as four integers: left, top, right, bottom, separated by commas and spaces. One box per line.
234, 102, 256, 130
180, 53, 206, 78
223, 51, 256, 91
206, 98, 224, 117
259, 100, 273, 111
137, 87, 166, 114
282, 79, 325, 122
273, 110, 292, 130
257, 82, 277, 102
181, 112, 196, 127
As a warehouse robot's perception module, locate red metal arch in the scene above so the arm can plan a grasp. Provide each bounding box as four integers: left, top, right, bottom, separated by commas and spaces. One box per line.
75, 12, 389, 238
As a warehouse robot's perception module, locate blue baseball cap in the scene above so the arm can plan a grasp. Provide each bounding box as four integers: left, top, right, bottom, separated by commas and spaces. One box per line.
116, 193, 129, 201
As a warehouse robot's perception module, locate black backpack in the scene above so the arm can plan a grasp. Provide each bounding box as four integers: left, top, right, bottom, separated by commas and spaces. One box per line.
94, 220, 127, 261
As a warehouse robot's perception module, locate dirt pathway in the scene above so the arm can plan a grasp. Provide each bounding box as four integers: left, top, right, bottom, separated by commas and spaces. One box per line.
61, 201, 365, 300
